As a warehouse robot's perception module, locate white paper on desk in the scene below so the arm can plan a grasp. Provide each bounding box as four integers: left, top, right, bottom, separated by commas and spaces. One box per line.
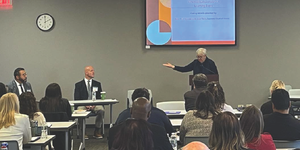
30, 136, 40, 142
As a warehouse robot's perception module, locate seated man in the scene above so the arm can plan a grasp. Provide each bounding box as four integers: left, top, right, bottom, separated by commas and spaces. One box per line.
181, 141, 209, 150
109, 98, 173, 150
184, 73, 207, 111
74, 66, 105, 139
263, 89, 300, 140
115, 88, 174, 135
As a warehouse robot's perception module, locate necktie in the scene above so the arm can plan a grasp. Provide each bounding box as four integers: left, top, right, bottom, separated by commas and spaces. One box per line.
87, 80, 92, 100
20, 84, 24, 93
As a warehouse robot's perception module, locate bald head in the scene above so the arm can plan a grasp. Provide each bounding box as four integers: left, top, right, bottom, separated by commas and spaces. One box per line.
182, 142, 209, 150
130, 97, 151, 120
85, 66, 94, 80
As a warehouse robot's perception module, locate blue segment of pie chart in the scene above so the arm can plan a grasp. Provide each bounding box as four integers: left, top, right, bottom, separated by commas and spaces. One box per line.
146, 20, 172, 45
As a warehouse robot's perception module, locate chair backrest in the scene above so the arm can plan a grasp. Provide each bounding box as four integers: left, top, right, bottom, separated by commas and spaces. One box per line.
184, 136, 209, 146
289, 89, 300, 96
156, 101, 185, 110
127, 89, 153, 108
43, 112, 69, 122
273, 140, 300, 148
285, 85, 292, 91
0, 140, 19, 150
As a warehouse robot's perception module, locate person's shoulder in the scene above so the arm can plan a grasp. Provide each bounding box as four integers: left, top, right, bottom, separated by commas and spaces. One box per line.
149, 123, 167, 132
15, 113, 29, 121
75, 79, 84, 85
119, 108, 130, 116
7, 80, 15, 87
152, 107, 166, 114
261, 133, 273, 139
92, 79, 101, 84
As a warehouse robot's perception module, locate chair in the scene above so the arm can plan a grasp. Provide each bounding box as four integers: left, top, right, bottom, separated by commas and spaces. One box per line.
127, 89, 153, 108
184, 136, 209, 146
285, 85, 292, 91
156, 101, 185, 110
43, 112, 69, 122
273, 140, 300, 148
0, 140, 19, 150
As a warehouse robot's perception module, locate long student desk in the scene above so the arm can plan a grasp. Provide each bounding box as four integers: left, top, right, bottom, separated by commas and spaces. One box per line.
72, 111, 91, 150
48, 121, 76, 150
69, 99, 119, 127
24, 135, 56, 150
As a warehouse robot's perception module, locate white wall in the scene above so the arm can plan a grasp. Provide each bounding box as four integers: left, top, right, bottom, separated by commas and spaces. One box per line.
1, 0, 300, 122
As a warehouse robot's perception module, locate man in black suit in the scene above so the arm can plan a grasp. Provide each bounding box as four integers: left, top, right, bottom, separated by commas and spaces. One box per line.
108, 97, 173, 150
7, 67, 33, 96
184, 73, 207, 111
74, 66, 105, 139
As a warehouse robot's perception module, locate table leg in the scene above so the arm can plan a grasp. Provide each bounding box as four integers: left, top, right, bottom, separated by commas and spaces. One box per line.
65, 131, 68, 150
110, 104, 113, 128
82, 118, 86, 150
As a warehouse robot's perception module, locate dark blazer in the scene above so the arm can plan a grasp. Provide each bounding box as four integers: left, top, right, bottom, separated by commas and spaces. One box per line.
108, 121, 173, 150
7, 80, 33, 96
74, 79, 102, 100
174, 57, 218, 75
184, 86, 206, 111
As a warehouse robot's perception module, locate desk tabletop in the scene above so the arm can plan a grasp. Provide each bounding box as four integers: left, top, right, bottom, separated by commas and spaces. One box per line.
26, 135, 55, 145
48, 121, 76, 130
69, 99, 119, 105
164, 109, 243, 115
72, 111, 91, 118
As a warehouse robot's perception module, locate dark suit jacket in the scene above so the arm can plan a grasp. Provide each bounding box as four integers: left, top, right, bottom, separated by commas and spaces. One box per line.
184, 86, 206, 111
108, 120, 173, 150
7, 80, 33, 96
74, 79, 102, 100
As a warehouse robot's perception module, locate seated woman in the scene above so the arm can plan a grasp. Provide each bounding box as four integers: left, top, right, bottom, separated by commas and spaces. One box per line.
207, 81, 234, 113
240, 105, 276, 150
261, 80, 285, 115
209, 112, 250, 150
0, 93, 31, 150
39, 83, 72, 150
180, 90, 219, 144
111, 119, 154, 150
0, 82, 7, 98
19, 92, 46, 126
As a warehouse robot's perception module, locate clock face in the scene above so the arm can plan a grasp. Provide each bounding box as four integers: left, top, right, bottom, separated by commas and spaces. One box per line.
36, 13, 54, 31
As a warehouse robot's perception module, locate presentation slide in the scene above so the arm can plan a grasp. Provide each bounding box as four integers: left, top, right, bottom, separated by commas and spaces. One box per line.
146, 0, 235, 46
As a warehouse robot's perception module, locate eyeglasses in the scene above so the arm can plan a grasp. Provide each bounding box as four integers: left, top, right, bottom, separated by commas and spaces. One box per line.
196, 55, 205, 59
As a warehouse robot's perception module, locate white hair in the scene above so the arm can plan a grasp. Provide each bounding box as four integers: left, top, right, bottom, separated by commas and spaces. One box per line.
196, 48, 207, 55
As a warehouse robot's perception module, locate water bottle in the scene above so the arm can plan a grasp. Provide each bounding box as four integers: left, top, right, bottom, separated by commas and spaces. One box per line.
41, 122, 48, 139
30, 120, 38, 136
1, 142, 8, 150
170, 133, 177, 150
92, 91, 96, 101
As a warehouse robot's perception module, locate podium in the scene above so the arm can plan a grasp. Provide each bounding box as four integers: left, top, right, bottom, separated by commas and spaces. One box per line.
189, 74, 219, 86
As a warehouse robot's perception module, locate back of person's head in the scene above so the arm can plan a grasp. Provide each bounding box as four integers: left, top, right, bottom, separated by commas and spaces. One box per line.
182, 141, 210, 150
131, 88, 150, 101
240, 105, 263, 144
13, 67, 25, 79
271, 89, 290, 110
193, 73, 208, 88
209, 112, 246, 150
194, 90, 218, 119
207, 81, 225, 109
45, 83, 62, 99
0, 93, 19, 129
112, 119, 153, 150
41, 83, 62, 112
0, 82, 7, 98
270, 80, 285, 94
19, 92, 39, 119
130, 97, 151, 120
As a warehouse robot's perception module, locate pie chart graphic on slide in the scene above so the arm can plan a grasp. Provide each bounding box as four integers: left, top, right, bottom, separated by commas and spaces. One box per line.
146, 20, 171, 45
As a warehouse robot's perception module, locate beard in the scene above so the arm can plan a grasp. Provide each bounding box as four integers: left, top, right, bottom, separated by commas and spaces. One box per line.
19, 77, 27, 83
